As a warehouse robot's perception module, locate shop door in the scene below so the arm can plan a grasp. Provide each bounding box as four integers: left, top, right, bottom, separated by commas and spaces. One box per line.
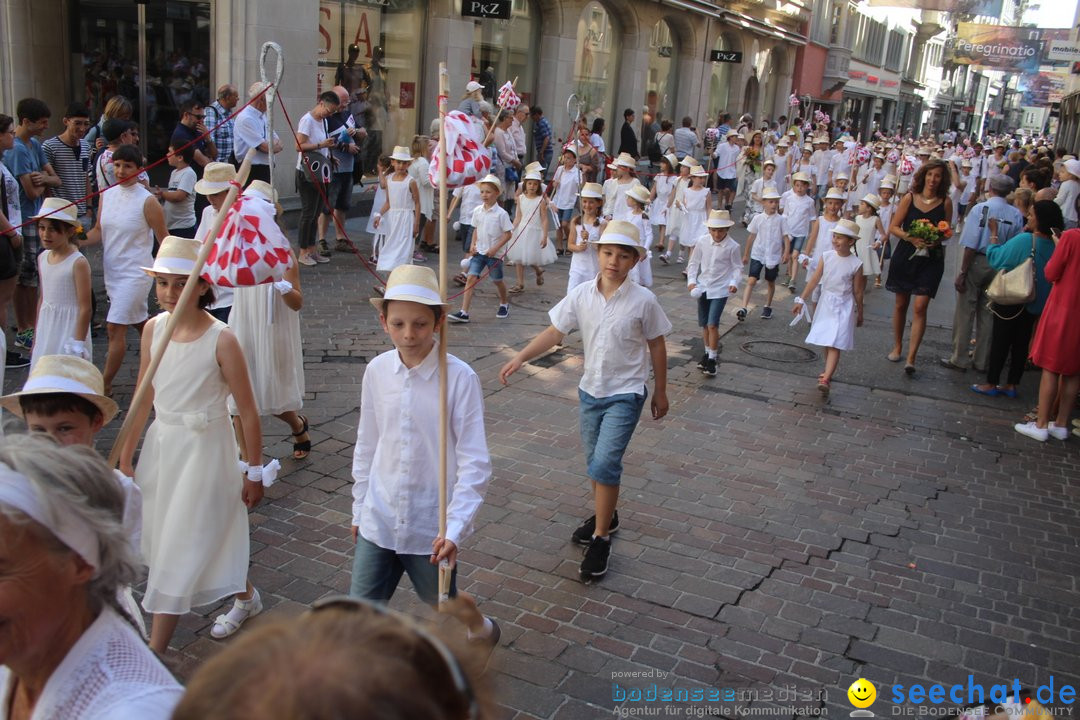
71, 0, 211, 184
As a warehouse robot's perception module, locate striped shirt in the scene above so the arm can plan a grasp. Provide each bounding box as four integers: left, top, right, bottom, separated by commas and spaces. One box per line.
42, 136, 91, 216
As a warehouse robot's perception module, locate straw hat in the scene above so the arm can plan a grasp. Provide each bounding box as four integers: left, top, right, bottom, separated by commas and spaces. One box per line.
1064, 158, 1080, 179
607, 152, 636, 170
824, 187, 846, 201
389, 146, 413, 162
777, 138, 790, 148
725, 129, 740, 139
833, 219, 860, 238
476, 174, 502, 193
140, 236, 200, 276
787, 128, 798, 136
592, 219, 645, 257
880, 175, 898, 189
31, 197, 80, 226
626, 185, 651, 205
244, 180, 277, 203
861, 193, 881, 209
523, 161, 544, 175
760, 186, 781, 200
561, 144, 579, 157
763, 158, 776, 167
663, 153, 679, 168
679, 156, 699, 169
461, 80, 483, 98
705, 209, 734, 229
960, 159, 973, 168
370, 265, 448, 313
580, 182, 603, 199
802, 144, 814, 153
194, 162, 237, 195
0, 355, 119, 423
690, 166, 708, 177
792, 171, 812, 184
522, 171, 543, 183
834, 171, 850, 182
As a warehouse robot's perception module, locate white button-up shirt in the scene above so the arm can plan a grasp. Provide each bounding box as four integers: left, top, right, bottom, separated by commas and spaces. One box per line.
780, 191, 816, 238
470, 202, 513, 255
351, 344, 490, 554
747, 211, 787, 267
713, 142, 741, 179
549, 277, 672, 398
686, 234, 742, 299
233, 105, 278, 166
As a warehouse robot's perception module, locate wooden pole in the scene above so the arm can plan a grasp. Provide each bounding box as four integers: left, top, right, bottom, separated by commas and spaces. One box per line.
107, 149, 256, 467
437, 63, 451, 607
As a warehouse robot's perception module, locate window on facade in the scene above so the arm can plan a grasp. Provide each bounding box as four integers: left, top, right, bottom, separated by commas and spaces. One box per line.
885, 31, 903, 72
709, 34, 734, 119
471, 0, 538, 109
811, 0, 831, 45
645, 20, 677, 129
829, 3, 844, 45
319, 0, 425, 177
574, 1, 620, 128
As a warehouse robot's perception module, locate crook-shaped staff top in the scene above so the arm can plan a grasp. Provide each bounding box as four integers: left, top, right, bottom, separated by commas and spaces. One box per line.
260, 42, 285, 105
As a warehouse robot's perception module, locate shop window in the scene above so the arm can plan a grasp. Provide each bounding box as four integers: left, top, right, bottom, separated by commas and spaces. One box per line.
470, 0, 538, 109
645, 20, 677, 127
319, 0, 426, 176
709, 34, 736, 120
574, 1, 620, 131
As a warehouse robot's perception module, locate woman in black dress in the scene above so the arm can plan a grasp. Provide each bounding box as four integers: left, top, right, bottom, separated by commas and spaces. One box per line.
886, 159, 953, 374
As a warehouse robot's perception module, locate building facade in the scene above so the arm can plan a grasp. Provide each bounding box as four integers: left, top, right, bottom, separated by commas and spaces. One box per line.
0, 0, 808, 201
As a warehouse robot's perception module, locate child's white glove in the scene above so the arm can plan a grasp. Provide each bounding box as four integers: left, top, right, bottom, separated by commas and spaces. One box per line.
790, 296, 813, 326
274, 280, 294, 296
459, 256, 472, 270
453, 221, 461, 231
62, 339, 90, 361
689, 286, 704, 299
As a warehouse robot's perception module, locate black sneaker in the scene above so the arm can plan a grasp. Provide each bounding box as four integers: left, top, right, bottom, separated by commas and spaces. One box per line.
697, 352, 708, 370
704, 357, 717, 376
448, 311, 470, 323
736, 307, 747, 322
761, 306, 773, 319
495, 304, 509, 319
571, 510, 620, 545
5, 351, 29, 369
580, 536, 611, 581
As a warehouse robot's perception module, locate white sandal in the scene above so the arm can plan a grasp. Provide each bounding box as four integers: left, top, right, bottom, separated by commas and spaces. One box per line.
211, 588, 262, 639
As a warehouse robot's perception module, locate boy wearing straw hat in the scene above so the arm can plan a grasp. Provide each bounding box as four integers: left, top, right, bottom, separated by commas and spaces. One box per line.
738, 186, 789, 321
780, 172, 817, 291
351, 264, 499, 650
713, 129, 741, 211
687, 210, 740, 376
500, 221, 671, 582
602, 153, 641, 223
448, 174, 512, 323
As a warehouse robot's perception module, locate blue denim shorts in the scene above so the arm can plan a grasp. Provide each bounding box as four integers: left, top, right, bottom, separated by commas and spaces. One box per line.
350, 534, 458, 607
467, 252, 504, 281
697, 295, 728, 328
789, 235, 807, 252
578, 388, 647, 486
557, 207, 575, 223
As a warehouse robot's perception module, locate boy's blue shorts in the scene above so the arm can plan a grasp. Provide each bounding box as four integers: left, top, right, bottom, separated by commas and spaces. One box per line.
578, 388, 647, 486
697, 295, 728, 328
350, 534, 458, 606
789, 235, 807, 252
467, 253, 504, 281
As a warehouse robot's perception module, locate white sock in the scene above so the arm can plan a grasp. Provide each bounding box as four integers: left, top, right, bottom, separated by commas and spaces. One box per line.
707, 348, 717, 359
467, 616, 494, 640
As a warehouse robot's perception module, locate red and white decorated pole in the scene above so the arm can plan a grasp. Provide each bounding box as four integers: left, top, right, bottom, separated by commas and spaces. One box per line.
437, 62, 452, 607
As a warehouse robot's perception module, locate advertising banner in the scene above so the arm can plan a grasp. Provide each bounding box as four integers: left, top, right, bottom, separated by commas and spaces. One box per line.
1018, 72, 1067, 106
867, 0, 1002, 14
947, 23, 1044, 71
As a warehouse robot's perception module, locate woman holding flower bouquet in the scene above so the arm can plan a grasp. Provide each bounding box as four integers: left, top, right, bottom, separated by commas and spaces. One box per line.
886, 159, 953, 375
738, 131, 765, 226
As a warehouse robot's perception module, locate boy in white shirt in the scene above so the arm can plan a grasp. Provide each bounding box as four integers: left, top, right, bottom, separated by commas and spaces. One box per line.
747, 160, 777, 226
352, 265, 500, 651
500, 221, 671, 583
780, 172, 816, 292
811, 137, 832, 208
448, 174, 512, 322
737, 187, 789, 321
551, 146, 583, 254
713, 130, 742, 211
687, 210, 741, 376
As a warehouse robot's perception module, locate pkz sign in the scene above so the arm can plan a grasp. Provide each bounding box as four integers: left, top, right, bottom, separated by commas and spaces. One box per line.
709, 50, 743, 63
462, 0, 511, 19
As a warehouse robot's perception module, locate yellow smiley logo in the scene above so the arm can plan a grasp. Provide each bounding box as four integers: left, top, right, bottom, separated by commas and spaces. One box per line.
848, 678, 877, 708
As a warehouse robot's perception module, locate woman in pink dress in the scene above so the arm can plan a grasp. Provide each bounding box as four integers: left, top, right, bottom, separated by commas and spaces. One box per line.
1015, 228, 1080, 441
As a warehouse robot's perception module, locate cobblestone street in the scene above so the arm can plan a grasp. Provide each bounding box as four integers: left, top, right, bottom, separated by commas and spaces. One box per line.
5, 214, 1077, 720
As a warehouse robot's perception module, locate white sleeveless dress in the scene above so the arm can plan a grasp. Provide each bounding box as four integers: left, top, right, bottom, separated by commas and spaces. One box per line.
805, 250, 863, 351
228, 284, 304, 415
567, 219, 600, 292
31, 249, 90, 369
101, 183, 154, 325
376, 176, 415, 273
680, 187, 709, 249
854, 214, 882, 276
650, 174, 677, 226
506, 194, 556, 266
136, 314, 249, 614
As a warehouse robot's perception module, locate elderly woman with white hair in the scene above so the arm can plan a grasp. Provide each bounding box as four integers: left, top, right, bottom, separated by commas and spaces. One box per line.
0, 435, 182, 719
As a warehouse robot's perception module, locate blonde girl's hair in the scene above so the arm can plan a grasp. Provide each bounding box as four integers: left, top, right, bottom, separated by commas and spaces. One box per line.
1010, 187, 1034, 214
103, 95, 133, 120
410, 135, 429, 157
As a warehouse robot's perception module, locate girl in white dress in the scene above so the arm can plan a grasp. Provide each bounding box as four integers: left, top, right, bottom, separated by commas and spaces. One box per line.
626, 184, 654, 287
365, 155, 391, 264
507, 173, 555, 293
794, 219, 865, 396
120, 236, 267, 654
854, 194, 884, 286
29, 198, 92, 368
85, 144, 168, 396
665, 158, 694, 262
602, 154, 641, 222
679, 168, 710, 258
567, 183, 603, 291
650, 154, 678, 261
374, 146, 419, 274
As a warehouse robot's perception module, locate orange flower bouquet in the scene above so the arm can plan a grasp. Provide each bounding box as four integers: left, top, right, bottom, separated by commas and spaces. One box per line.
907, 219, 952, 257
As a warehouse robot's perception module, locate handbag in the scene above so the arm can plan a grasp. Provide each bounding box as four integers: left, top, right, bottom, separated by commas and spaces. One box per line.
985, 234, 1036, 319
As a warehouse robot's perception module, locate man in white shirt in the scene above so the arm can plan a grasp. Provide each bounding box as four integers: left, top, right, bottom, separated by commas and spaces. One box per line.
713, 130, 741, 211
811, 137, 833, 204
511, 104, 529, 163
233, 81, 283, 184
352, 264, 500, 651
827, 138, 850, 188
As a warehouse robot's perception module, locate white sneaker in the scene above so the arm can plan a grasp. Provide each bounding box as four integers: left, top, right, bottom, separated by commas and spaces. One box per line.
1014, 422, 1048, 442
1048, 423, 1070, 441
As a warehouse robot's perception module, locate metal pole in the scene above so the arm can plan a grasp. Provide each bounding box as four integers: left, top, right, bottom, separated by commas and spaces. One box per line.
137, 3, 148, 156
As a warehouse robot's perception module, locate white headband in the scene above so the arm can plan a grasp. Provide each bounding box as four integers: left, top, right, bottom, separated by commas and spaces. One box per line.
0, 463, 101, 572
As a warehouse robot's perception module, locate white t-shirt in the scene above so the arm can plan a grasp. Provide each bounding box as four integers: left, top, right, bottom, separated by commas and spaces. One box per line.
780, 192, 816, 237
0, 163, 21, 231
747, 212, 786, 267
295, 112, 329, 171
552, 165, 582, 210
163, 166, 197, 230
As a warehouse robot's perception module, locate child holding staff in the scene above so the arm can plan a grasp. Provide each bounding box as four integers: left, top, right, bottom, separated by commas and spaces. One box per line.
566, 183, 603, 292
793, 219, 865, 396
120, 236, 269, 653
626, 184, 654, 287
687, 210, 740, 376
30, 198, 92, 367
500, 221, 671, 583
550, 146, 583, 255
373, 146, 418, 273
602, 153, 641, 222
